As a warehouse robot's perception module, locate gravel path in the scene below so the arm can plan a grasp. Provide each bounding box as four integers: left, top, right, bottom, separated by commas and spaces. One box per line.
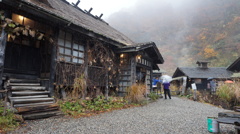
10, 97, 235, 134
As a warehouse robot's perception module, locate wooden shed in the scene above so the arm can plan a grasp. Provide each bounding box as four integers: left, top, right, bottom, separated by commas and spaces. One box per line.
172, 61, 232, 90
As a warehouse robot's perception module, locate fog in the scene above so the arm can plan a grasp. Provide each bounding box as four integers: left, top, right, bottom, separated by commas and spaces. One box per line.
106, 0, 240, 74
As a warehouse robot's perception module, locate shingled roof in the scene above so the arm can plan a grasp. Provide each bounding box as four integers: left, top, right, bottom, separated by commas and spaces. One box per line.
173, 67, 233, 79
3, 0, 135, 46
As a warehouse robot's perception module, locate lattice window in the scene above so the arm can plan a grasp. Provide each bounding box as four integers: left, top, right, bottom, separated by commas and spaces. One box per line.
58, 30, 84, 64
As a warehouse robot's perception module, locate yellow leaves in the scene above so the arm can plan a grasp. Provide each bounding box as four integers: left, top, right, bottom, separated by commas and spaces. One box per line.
203, 47, 218, 59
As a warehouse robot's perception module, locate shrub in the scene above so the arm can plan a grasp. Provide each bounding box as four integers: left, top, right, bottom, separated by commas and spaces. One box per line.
216, 84, 235, 102
148, 92, 159, 101
59, 96, 129, 116
0, 102, 19, 132
125, 84, 146, 103
170, 84, 180, 95
216, 80, 240, 107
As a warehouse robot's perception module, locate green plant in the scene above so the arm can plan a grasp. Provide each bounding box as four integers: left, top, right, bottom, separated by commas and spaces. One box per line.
126, 84, 147, 103
186, 94, 193, 99
148, 92, 159, 101
59, 96, 131, 117
0, 102, 19, 132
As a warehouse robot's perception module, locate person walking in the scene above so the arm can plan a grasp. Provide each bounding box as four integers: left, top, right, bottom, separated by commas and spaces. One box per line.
162, 82, 171, 99
208, 79, 217, 94
191, 80, 197, 101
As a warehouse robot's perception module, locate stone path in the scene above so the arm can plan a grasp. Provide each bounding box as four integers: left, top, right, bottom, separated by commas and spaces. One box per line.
10, 97, 235, 134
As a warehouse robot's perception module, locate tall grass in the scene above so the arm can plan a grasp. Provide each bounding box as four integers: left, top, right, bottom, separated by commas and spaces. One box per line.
216, 80, 240, 105
125, 84, 146, 103
73, 74, 86, 99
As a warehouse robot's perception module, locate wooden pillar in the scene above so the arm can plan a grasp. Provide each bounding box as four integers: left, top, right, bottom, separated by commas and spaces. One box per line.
150, 63, 153, 92
105, 71, 109, 99
48, 36, 57, 97
83, 41, 89, 99
0, 29, 7, 88
0, 11, 10, 89
130, 54, 136, 85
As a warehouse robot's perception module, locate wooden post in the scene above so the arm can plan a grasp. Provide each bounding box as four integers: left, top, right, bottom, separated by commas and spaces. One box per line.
105, 70, 109, 99
182, 76, 187, 95
0, 29, 7, 88
48, 37, 57, 97
130, 54, 136, 85
3, 90, 7, 115
83, 41, 89, 99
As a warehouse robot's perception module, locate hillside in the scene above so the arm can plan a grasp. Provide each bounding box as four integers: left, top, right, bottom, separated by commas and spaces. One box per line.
106, 0, 240, 74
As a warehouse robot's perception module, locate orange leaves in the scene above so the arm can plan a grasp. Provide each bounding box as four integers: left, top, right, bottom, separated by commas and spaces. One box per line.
203, 47, 218, 59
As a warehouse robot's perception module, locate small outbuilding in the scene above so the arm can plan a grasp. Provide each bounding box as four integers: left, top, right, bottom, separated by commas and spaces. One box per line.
172, 61, 232, 90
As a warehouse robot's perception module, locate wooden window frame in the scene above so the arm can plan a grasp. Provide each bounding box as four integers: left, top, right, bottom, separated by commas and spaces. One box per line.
58, 30, 84, 64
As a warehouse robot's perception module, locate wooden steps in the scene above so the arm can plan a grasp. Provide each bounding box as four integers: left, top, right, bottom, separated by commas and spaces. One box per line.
23, 111, 63, 120
11, 86, 46, 90
12, 91, 50, 96
9, 83, 41, 86
14, 102, 55, 108
7, 78, 62, 120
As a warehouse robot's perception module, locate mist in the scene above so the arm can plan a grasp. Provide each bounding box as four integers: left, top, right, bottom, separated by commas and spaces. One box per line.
106, 0, 240, 74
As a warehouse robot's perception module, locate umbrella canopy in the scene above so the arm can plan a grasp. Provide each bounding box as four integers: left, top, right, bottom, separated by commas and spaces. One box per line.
207, 77, 213, 80
225, 80, 234, 84
161, 75, 173, 83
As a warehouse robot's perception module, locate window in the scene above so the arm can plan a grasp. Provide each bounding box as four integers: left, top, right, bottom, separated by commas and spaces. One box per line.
58, 30, 84, 64
195, 79, 202, 84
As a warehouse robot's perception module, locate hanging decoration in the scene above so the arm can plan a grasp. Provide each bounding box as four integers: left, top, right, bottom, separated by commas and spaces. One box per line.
0, 10, 52, 43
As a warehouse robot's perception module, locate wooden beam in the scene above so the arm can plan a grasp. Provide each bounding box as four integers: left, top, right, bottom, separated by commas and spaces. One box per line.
17, 103, 59, 114
72, 0, 80, 7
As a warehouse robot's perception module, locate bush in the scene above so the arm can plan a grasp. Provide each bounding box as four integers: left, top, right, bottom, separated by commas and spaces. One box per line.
0, 102, 19, 132
125, 84, 146, 103
148, 92, 159, 101
216, 81, 240, 105
59, 96, 130, 116
216, 84, 235, 102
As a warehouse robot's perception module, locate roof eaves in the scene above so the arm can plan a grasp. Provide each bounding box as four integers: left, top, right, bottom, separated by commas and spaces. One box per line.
5, 0, 131, 47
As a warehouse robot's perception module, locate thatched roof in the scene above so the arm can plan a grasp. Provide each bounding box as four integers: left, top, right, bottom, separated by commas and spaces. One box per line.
3, 0, 135, 46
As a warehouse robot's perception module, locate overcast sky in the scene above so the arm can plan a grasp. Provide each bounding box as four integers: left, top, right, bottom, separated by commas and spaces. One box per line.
66, 0, 137, 19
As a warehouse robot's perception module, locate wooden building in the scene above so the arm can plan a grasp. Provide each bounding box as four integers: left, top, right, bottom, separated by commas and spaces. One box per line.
0, 0, 164, 117
172, 61, 232, 90
117, 42, 164, 95
227, 57, 240, 79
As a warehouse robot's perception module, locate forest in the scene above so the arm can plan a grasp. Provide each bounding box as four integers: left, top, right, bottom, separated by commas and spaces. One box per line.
107, 0, 240, 74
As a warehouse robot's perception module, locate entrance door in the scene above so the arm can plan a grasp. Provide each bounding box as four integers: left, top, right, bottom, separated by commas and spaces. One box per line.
4, 43, 41, 77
